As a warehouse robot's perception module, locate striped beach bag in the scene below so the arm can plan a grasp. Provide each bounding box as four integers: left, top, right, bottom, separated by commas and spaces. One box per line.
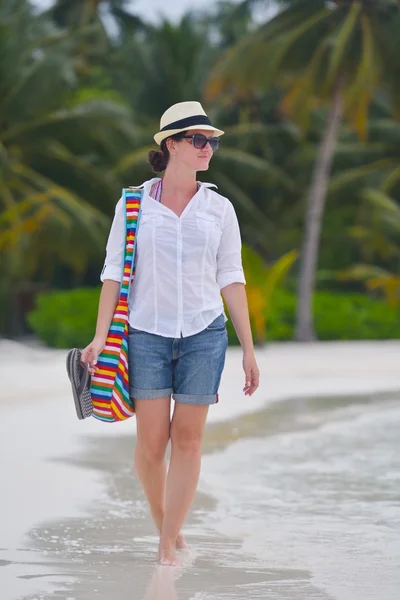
90, 187, 144, 422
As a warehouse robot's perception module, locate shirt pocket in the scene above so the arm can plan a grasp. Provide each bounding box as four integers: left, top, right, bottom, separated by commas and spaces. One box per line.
136, 214, 164, 264
138, 213, 163, 228
137, 214, 164, 240
196, 211, 222, 249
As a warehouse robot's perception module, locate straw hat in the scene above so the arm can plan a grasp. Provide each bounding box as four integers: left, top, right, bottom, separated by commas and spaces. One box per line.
154, 101, 224, 146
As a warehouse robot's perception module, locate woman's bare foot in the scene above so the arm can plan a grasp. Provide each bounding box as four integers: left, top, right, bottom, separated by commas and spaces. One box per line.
157, 540, 181, 566
175, 533, 189, 550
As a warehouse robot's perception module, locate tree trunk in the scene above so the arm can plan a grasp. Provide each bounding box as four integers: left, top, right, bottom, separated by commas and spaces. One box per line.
295, 77, 344, 342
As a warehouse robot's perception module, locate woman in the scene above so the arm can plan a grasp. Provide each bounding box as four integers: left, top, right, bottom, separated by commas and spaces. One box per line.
81, 101, 260, 566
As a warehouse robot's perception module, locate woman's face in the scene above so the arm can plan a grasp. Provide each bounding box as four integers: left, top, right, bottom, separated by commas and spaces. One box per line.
167, 129, 218, 172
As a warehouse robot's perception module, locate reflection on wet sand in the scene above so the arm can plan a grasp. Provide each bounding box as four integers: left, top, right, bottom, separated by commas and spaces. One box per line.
142, 565, 179, 600
142, 548, 197, 600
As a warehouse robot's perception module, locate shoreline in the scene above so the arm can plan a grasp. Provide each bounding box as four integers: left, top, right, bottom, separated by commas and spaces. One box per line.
1, 339, 400, 599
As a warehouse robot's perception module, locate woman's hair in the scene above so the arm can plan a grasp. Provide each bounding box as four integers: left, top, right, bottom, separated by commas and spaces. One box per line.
148, 131, 187, 173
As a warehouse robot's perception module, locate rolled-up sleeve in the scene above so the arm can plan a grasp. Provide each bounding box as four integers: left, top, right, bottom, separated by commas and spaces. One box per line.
100, 197, 124, 283
216, 201, 246, 289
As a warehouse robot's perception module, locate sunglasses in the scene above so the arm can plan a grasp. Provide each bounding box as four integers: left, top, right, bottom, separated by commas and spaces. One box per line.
182, 133, 220, 152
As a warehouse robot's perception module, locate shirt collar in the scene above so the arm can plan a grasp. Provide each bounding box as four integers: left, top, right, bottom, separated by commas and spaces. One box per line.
143, 178, 217, 200
198, 181, 218, 189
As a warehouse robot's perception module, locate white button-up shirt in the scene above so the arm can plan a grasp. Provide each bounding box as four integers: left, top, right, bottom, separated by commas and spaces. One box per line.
100, 177, 246, 338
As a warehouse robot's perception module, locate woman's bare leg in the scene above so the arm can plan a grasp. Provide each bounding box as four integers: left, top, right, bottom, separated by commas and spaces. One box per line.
158, 403, 209, 565
134, 396, 186, 548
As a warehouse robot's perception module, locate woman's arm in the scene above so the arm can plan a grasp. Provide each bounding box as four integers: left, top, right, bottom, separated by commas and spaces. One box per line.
81, 280, 120, 373
217, 201, 260, 396
81, 197, 124, 372
221, 282, 254, 355
222, 282, 260, 396
93, 280, 120, 344
216, 200, 250, 351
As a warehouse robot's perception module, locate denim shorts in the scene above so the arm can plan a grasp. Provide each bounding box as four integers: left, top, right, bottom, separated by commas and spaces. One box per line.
128, 314, 228, 405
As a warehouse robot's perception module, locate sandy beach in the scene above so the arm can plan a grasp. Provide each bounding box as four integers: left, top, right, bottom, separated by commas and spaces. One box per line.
1, 338, 400, 600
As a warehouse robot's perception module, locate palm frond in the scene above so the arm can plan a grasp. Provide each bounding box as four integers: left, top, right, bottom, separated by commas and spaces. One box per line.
325, 1, 361, 89
383, 165, 400, 193
215, 147, 295, 190
2, 100, 136, 143
361, 188, 400, 232
328, 159, 396, 194
211, 171, 274, 234
113, 146, 154, 175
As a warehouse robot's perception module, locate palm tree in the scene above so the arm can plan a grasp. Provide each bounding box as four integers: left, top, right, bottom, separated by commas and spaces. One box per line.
338, 187, 400, 307
106, 13, 215, 123
207, 0, 400, 340
0, 0, 140, 305
45, 0, 144, 31
203, 0, 254, 48
312, 102, 400, 306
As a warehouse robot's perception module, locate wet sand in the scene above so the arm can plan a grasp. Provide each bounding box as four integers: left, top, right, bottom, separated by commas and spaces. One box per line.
22, 430, 337, 600
1, 339, 400, 600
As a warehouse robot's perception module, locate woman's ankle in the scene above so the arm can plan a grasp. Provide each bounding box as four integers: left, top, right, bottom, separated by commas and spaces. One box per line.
159, 533, 177, 550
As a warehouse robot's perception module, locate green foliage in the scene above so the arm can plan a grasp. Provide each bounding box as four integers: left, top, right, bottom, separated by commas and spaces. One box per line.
313, 291, 400, 340
241, 245, 298, 343
27, 287, 100, 348
27, 286, 400, 348
254, 289, 400, 342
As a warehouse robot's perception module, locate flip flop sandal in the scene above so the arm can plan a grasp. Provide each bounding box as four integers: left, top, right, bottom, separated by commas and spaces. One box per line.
66, 348, 93, 420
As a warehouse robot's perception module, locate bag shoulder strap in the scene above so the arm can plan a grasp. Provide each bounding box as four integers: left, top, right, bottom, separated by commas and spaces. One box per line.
119, 187, 144, 302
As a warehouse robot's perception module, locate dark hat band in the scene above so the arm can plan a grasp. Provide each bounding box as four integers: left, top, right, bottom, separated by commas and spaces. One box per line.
160, 115, 212, 132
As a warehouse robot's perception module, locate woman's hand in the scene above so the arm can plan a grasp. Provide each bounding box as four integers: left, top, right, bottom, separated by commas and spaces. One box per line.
242, 351, 260, 396
81, 337, 106, 375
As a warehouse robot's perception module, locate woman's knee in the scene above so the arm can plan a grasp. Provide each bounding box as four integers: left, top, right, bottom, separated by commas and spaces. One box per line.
170, 423, 203, 456
136, 434, 169, 463
134, 396, 171, 463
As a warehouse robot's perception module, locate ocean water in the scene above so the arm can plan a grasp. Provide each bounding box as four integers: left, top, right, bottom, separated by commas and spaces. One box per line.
198, 393, 400, 600
10, 392, 400, 600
